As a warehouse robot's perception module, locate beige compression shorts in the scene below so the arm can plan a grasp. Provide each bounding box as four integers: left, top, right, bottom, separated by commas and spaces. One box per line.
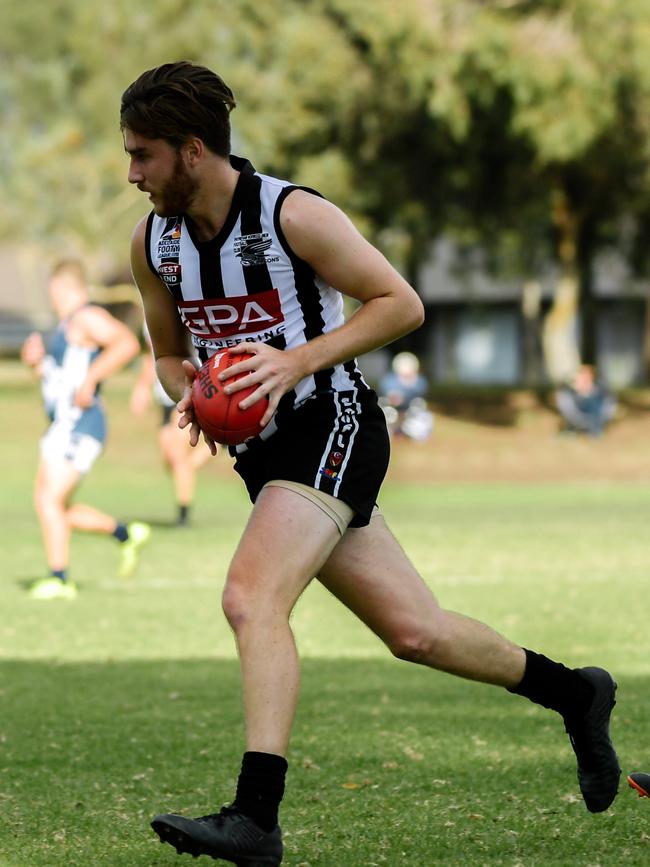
264, 480, 356, 536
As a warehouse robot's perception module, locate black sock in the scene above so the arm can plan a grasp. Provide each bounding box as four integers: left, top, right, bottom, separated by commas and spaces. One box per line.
178, 504, 190, 526
508, 648, 595, 722
50, 569, 67, 583
233, 751, 288, 832
112, 523, 129, 543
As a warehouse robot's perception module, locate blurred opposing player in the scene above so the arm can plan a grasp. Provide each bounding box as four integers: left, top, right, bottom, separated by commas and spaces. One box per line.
122, 62, 620, 866
130, 325, 210, 527
21, 260, 150, 599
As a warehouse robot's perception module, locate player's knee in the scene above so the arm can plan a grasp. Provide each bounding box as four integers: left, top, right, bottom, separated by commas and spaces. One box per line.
222, 566, 291, 633
34, 488, 61, 518
221, 582, 247, 631
166, 450, 187, 472
386, 618, 453, 665
221, 574, 268, 632
388, 628, 433, 664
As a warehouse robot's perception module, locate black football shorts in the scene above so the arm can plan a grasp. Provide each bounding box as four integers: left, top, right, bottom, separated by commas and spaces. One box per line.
231, 389, 390, 528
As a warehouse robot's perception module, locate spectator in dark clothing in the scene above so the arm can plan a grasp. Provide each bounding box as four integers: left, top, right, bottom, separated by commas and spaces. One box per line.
555, 365, 617, 437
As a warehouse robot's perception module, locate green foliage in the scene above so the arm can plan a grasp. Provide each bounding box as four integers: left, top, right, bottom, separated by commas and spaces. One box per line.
4, 0, 650, 282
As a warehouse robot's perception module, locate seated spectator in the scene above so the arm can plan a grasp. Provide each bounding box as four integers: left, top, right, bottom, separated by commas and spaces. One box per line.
380, 352, 428, 410
379, 352, 433, 440
555, 364, 617, 437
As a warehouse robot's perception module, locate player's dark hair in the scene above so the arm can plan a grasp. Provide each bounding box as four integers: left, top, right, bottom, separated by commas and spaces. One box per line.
120, 61, 236, 157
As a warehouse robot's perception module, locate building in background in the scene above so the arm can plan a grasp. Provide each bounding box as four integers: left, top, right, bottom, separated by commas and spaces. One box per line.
2, 241, 648, 390
412, 238, 647, 389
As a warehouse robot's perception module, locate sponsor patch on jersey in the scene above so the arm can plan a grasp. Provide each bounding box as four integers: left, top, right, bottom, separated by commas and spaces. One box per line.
191, 328, 286, 351
234, 232, 279, 266
158, 262, 182, 287
177, 288, 284, 339
158, 240, 180, 257
157, 222, 182, 258
328, 450, 344, 467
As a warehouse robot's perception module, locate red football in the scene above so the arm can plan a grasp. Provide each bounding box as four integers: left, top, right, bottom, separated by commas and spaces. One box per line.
192, 351, 268, 445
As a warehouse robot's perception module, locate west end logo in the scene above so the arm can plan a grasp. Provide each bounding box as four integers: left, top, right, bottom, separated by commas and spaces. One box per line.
159, 263, 181, 287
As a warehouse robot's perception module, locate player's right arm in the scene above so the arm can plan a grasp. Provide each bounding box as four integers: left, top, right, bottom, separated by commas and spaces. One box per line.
130, 217, 190, 401
21, 332, 45, 377
130, 350, 155, 416
130, 217, 216, 453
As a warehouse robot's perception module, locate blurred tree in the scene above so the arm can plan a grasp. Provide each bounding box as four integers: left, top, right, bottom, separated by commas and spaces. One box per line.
0, 0, 250, 263
232, 0, 650, 382
421, 0, 650, 380
3, 0, 650, 382
252, 0, 650, 382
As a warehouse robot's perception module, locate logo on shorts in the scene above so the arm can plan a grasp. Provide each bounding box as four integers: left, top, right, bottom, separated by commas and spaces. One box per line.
320, 451, 344, 479
320, 467, 339, 479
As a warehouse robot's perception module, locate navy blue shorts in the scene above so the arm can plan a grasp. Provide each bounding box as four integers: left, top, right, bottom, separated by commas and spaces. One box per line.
232, 389, 390, 528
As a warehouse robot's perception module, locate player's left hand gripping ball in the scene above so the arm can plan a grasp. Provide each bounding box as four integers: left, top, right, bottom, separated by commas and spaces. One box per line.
192, 351, 269, 445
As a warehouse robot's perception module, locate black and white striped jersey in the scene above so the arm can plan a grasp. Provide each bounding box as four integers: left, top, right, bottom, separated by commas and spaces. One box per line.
145, 155, 371, 446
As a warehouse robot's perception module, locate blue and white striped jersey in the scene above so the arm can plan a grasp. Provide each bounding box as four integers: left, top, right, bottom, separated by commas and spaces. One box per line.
40, 311, 106, 443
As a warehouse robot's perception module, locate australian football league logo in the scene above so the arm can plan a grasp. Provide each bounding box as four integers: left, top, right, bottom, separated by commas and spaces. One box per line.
157, 221, 182, 259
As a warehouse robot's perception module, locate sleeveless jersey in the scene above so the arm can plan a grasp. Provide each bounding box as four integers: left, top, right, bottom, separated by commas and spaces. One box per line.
40, 310, 106, 443
145, 155, 371, 448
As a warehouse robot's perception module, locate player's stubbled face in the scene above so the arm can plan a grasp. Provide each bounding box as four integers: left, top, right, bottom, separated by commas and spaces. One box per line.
154, 151, 199, 217
125, 131, 198, 217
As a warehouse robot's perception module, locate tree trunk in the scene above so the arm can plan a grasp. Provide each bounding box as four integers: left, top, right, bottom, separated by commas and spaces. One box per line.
521, 279, 544, 385
542, 187, 581, 384
577, 220, 597, 366
643, 289, 650, 384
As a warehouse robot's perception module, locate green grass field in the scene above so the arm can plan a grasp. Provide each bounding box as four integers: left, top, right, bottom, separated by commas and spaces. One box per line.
2, 362, 650, 866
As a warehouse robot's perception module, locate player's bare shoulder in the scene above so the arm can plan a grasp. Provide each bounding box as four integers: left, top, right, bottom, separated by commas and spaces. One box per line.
279, 189, 358, 264
130, 213, 167, 297
70, 304, 121, 348
130, 214, 150, 261
280, 189, 344, 233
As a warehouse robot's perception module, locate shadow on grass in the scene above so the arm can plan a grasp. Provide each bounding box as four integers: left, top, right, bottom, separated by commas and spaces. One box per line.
130, 518, 184, 529
14, 576, 45, 591
2, 659, 649, 866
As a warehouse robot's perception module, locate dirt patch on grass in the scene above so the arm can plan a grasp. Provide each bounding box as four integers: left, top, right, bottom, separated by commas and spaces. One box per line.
386, 391, 650, 484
